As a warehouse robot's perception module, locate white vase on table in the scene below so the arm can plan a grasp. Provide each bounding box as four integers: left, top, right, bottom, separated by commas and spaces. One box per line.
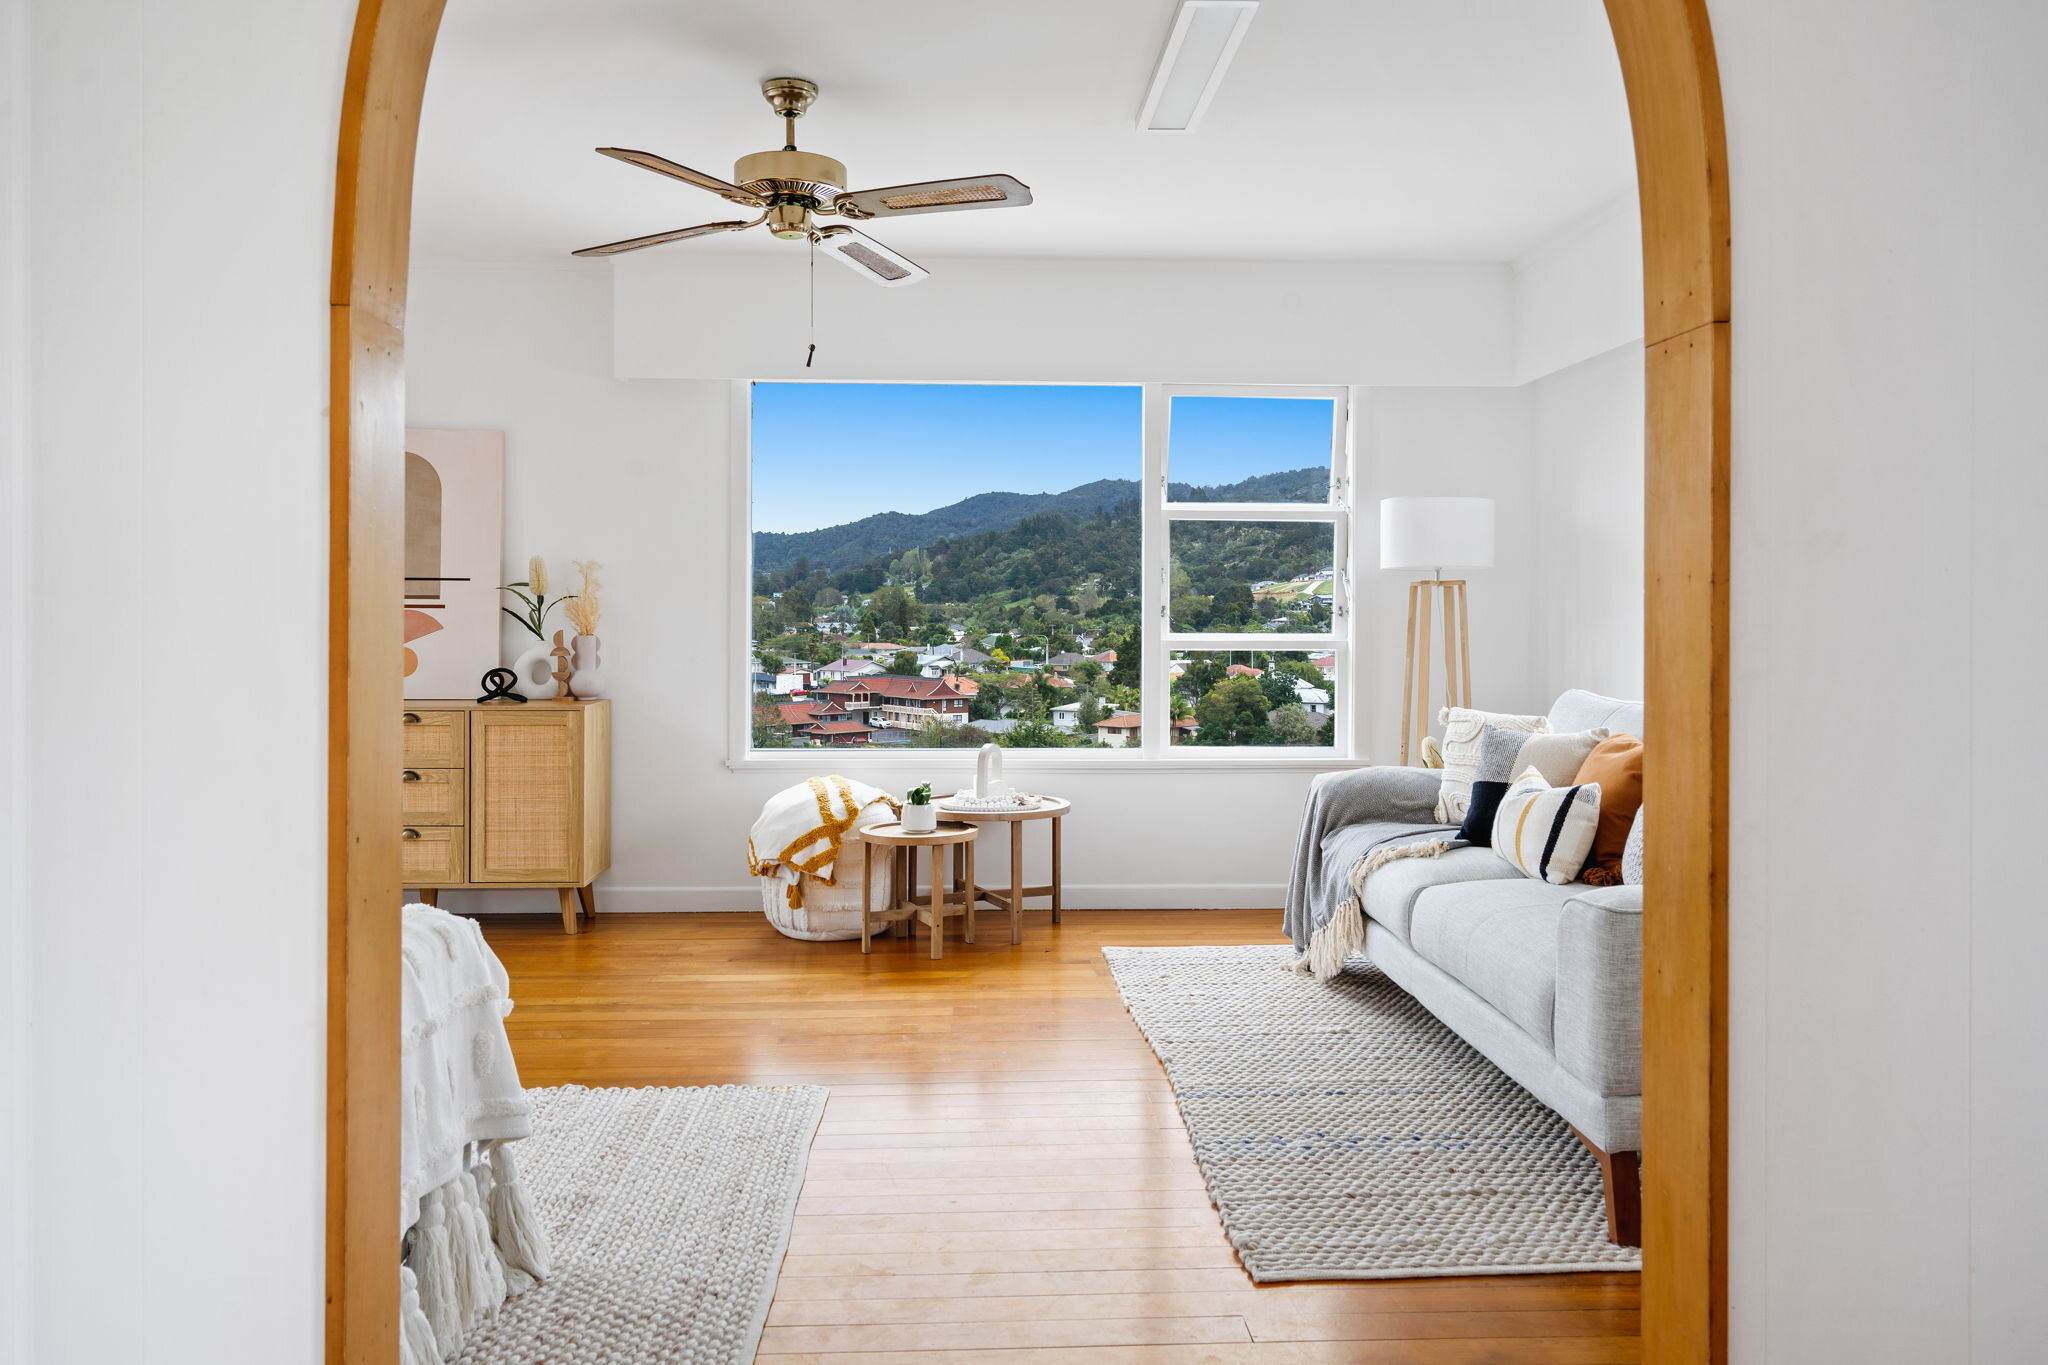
900, 804, 937, 834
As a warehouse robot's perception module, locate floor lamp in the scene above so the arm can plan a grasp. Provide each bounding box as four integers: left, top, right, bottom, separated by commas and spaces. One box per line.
1381, 497, 1495, 765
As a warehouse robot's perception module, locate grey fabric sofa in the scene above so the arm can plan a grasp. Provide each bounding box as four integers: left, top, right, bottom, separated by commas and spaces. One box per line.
1287, 688, 1645, 1244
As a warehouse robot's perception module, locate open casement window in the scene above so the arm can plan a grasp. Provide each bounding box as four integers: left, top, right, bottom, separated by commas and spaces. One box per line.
1141, 385, 1352, 757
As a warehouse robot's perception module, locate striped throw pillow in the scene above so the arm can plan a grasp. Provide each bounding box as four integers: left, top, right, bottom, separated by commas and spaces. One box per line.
1492, 767, 1603, 885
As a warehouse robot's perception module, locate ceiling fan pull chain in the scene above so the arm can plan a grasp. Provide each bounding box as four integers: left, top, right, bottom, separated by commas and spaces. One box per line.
805, 236, 817, 368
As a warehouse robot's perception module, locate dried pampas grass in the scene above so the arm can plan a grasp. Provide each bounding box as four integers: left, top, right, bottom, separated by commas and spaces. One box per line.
565, 560, 603, 636
526, 555, 549, 596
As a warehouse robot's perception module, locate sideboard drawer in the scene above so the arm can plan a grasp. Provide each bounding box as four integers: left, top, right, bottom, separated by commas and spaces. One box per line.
399, 767, 465, 826
400, 825, 464, 887
400, 709, 466, 768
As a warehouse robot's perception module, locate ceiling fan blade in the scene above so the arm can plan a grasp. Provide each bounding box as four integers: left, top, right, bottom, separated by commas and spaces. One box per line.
571, 218, 760, 258
813, 226, 929, 287
833, 174, 1032, 219
595, 147, 764, 206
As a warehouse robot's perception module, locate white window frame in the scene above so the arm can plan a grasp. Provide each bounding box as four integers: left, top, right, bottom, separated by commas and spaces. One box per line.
1142, 384, 1354, 761
728, 378, 1362, 772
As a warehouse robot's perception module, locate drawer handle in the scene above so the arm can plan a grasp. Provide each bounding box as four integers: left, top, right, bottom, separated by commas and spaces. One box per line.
401, 828, 421, 841
403, 712, 421, 725
402, 770, 421, 782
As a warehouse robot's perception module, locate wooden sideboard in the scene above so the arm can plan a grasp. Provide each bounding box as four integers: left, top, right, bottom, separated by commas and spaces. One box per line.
400, 699, 611, 933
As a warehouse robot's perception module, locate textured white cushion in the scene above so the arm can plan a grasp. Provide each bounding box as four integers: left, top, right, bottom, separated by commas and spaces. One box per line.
1493, 767, 1602, 885
1435, 707, 1549, 822
1515, 728, 1611, 787
1621, 806, 1645, 887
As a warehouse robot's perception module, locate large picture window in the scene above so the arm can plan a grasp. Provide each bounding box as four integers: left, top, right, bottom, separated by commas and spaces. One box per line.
739, 381, 1351, 760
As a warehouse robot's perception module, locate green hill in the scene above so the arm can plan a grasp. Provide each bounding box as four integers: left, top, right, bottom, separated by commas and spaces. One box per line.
753, 467, 1326, 573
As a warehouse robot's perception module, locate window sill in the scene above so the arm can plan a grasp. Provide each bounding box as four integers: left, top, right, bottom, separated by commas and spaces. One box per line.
726, 750, 1367, 775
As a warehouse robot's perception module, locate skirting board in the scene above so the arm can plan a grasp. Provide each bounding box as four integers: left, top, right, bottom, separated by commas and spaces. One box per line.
431, 883, 1288, 914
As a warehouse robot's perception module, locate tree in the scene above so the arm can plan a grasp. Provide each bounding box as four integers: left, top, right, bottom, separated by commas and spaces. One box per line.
917, 622, 953, 648
1076, 691, 1104, 728
778, 586, 813, 630
1268, 703, 1321, 746
1195, 675, 1271, 745
1108, 631, 1140, 687
751, 595, 779, 641
969, 687, 1003, 722
907, 718, 992, 748
998, 719, 1077, 749
1258, 666, 1298, 710
884, 650, 921, 676
1072, 658, 1104, 686
868, 583, 925, 639
756, 648, 786, 676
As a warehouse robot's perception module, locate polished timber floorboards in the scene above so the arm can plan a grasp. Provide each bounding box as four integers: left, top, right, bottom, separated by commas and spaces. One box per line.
479, 909, 1640, 1363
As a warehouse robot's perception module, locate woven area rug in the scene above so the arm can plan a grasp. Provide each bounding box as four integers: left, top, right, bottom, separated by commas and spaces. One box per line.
1103, 945, 1641, 1281
452, 1083, 827, 1364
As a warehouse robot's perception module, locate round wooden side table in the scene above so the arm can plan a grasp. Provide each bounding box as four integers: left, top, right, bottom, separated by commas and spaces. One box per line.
857, 821, 979, 959
934, 796, 1072, 945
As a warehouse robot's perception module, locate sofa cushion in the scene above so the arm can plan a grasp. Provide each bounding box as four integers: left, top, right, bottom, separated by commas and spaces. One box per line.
1322, 824, 1520, 942
1409, 877, 1582, 1048
1548, 689, 1643, 741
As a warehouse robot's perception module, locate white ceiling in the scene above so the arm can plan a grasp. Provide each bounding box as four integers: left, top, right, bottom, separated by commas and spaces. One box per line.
411, 0, 1634, 267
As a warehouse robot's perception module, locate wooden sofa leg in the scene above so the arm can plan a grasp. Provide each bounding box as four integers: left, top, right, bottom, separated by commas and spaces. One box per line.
1572, 1127, 1642, 1247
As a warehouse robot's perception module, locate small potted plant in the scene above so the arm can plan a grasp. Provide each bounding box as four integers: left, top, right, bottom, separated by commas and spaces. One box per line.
901, 782, 937, 834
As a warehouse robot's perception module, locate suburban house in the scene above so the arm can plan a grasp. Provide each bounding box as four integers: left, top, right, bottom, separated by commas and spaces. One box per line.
811, 675, 976, 732
816, 656, 882, 682
1091, 713, 1142, 748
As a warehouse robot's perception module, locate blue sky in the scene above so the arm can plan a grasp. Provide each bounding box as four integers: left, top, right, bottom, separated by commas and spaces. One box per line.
750, 382, 1334, 534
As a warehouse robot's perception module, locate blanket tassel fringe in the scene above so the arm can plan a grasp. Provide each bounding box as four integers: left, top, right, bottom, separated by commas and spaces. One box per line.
1291, 838, 1452, 981
406, 1142, 548, 1363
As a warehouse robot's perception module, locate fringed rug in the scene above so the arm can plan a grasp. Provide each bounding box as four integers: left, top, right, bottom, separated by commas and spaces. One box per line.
1103, 945, 1640, 1281
452, 1083, 827, 1364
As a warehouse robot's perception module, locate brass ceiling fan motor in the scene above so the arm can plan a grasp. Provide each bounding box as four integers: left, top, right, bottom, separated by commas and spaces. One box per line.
572, 77, 1034, 286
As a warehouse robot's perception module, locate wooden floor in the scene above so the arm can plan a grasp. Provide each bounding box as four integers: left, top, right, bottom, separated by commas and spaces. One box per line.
481, 908, 1640, 1364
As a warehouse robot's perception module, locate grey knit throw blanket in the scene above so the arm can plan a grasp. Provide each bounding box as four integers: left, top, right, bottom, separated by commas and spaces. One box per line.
1281, 766, 1462, 979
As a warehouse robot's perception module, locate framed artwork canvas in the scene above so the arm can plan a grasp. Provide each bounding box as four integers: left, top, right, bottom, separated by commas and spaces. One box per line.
403, 428, 505, 699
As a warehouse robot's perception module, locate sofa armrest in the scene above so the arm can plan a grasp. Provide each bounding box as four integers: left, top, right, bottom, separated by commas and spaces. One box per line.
1306, 764, 1445, 826
1555, 885, 1643, 1099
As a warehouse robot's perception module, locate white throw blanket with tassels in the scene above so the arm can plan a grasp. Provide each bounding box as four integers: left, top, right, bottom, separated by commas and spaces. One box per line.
400, 904, 551, 1364
1290, 836, 1455, 981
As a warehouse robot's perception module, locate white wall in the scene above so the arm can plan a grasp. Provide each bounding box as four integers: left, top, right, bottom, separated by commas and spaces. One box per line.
1715, 0, 2048, 1359
614, 253, 1517, 386
413, 263, 1480, 915
1528, 342, 1646, 706
1511, 192, 1644, 385
12, 0, 351, 1359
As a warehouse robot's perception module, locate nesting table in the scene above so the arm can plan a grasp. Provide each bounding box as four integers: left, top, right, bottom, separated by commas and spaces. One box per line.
858, 821, 979, 959
938, 795, 1072, 945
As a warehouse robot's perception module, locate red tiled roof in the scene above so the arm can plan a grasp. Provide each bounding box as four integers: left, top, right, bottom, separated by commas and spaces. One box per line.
810, 722, 878, 735
1093, 714, 1143, 729
1046, 675, 1076, 688
775, 704, 817, 725
818, 675, 971, 702
1089, 650, 1117, 663
1226, 664, 1264, 678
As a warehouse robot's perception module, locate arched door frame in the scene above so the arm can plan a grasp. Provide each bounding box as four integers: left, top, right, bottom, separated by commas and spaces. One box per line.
326, 2, 1730, 1359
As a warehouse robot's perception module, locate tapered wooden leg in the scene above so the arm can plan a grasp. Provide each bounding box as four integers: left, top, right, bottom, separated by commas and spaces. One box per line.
556, 886, 580, 935
1573, 1127, 1642, 1247
893, 849, 910, 937
1441, 581, 1459, 714
1008, 821, 1024, 944
929, 845, 945, 960
577, 883, 596, 918
963, 840, 976, 943
417, 888, 437, 907
1399, 580, 1419, 764
1455, 580, 1473, 707
1414, 579, 1434, 757
860, 840, 873, 954
1050, 816, 1063, 924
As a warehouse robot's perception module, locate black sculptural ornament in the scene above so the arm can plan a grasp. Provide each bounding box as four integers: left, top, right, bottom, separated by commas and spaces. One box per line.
477, 667, 526, 704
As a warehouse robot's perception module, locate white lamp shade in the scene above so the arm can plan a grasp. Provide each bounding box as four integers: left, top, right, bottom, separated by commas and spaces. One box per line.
1379, 497, 1495, 571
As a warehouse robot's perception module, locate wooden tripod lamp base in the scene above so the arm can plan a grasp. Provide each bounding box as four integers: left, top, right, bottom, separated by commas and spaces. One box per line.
1400, 578, 1472, 766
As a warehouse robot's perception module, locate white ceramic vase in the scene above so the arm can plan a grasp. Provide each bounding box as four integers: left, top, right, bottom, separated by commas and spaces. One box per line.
567, 634, 606, 698
509, 639, 559, 700
899, 804, 937, 834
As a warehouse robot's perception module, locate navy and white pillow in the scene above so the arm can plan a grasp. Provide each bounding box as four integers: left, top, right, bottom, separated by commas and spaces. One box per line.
1493, 767, 1603, 885
1455, 725, 1533, 847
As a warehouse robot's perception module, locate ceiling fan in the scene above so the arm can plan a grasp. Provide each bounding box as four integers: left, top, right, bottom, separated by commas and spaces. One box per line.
572, 77, 1033, 286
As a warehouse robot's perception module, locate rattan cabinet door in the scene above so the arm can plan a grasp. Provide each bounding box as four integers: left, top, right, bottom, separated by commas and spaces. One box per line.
469, 708, 583, 883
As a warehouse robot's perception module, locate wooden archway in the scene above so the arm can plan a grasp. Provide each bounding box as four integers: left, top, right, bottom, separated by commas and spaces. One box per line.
326, 2, 1730, 1360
